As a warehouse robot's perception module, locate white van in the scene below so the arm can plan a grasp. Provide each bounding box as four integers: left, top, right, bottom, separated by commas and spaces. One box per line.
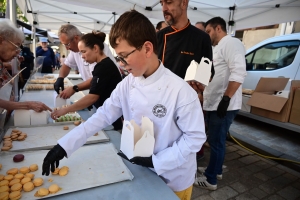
243, 33, 300, 90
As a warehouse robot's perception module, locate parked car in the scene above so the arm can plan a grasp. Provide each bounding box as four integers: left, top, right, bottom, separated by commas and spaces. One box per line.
243, 33, 300, 90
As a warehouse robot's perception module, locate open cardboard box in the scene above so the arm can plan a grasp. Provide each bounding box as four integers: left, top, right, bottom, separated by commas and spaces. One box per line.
184, 57, 212, 86
120, 116, 155, 160
247, 78, 300, 122
289, 88, 300, 126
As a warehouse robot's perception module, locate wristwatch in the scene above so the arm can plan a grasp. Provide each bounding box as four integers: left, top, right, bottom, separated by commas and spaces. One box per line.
222, 96, 231, 101
73, 85, 79, 92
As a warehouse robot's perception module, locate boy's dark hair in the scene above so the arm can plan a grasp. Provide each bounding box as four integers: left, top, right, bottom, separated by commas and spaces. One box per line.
80, 31, 106, 52
156, 21, 165, 30
195, 21, 205, 27
205, 17, 227, 32
109, 10, 158, 54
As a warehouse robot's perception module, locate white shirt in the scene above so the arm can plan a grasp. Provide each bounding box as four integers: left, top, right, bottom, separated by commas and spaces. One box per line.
64, 43, 119, 81
203, 35, 247, 111
58, 63, 206, 192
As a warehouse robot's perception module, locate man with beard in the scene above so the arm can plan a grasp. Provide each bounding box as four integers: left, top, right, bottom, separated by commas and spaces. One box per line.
157, 0, 214, 94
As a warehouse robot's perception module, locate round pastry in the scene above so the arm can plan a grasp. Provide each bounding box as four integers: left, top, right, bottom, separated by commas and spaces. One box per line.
59, 167, 69, 176
25, 173, 35, 179
74, 121, 81, 126
17, 135, 25, 141
1, 146, 11, 151
19, 167, 30, 174
10, 183, 22, 192
20, 177, 31, 185
10, 135, 18, 139
0, 164, 2, 169
63, 126, 69, 130
14, 174, 24, 180
48, 184, 60, 194
20, 133, 27, 138
0, 185, 9, 193
0, 180, 9, 186
11, 129, 19, 133
52, 168, 60, 175
29, 164, 38, 172
11, 132, 19, 136
0, 174, 4, 181
9, 191, 22, 200
3, 135, 10, 139
6, 168, 18, 175
33, 177, 43, 187
4, 175, 14, 181
9, 178, 21, 186
13, 154, 24, 162
3, 137, 12, 141
23, 181, 34, 192
0, 192, 9, 200
37, 187, 49, 197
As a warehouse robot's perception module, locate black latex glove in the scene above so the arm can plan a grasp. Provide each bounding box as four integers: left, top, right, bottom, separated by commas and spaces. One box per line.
42, 144, 66, 176
130, 156, 154, 168
54, 77, 64, 94
217, 96, 231, 118
117, 151, 130, 161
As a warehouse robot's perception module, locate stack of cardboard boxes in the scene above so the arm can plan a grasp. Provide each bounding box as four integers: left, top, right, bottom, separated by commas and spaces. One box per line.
245, 77, 300, 126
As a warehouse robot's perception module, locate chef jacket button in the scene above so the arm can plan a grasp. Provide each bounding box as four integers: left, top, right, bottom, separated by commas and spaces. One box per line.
131, 108, 134, 111
158, 87, 161, 90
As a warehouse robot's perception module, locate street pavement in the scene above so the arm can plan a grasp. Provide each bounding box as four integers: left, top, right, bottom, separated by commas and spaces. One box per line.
192, 140, 300, 200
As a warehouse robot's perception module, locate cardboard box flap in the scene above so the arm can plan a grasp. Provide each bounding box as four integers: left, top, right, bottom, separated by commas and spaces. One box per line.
247, 92, 288, 113
254, 77, 289, 93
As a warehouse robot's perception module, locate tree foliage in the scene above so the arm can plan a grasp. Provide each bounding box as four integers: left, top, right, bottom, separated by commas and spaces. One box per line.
0, 0, 28, 22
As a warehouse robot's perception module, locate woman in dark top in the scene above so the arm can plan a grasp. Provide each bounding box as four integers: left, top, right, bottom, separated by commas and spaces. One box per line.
51, 31, 123, 130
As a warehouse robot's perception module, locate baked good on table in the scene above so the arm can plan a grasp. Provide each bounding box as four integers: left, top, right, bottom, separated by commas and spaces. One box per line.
25, 173, 35, 179
0, 180, 9, 186
20, 177, 31, 185
35, 187, 49, 197
63, 126, 69, 130
0, 174, 4, 181
9, 190, 22, 200
14, 174, 24, 179
0, 192, 9, 200
23, 181, 35, 192
6, 168, 18, 175
9, 178, 21, 186
19, 167, 30, 174
33, 177, 43, 187
0, 185, 9, 192
29, 164, 38, 172
4, 175, 14, 181
48, 184, 60, 194
10, 183, 22, 192
52, 168, 59, 175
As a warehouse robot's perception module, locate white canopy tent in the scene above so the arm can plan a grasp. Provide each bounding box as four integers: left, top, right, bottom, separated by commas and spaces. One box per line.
16, 0, 300, 33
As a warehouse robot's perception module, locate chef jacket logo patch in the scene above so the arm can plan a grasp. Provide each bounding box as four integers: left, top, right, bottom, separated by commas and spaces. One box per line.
152, 104, 167, 118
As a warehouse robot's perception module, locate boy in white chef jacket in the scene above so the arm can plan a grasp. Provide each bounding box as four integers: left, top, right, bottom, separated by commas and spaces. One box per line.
42, 10, 206, 200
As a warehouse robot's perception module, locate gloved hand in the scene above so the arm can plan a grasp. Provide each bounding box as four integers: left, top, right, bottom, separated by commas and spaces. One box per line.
130, 156, 154, 168
42, 144, 66, 176
217, 96, 231, 118
54, 77, 64, 94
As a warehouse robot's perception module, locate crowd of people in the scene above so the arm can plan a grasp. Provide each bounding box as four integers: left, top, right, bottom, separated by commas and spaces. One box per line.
0, 0, 247, 199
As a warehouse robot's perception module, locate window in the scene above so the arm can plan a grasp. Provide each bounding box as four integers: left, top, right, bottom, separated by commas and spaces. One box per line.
245, 40, 299, 71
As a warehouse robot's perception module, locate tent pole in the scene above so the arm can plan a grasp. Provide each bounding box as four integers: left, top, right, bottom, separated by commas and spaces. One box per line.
32, 26, 36, 59
8, 0, 17, 25
280, 23, 287, 36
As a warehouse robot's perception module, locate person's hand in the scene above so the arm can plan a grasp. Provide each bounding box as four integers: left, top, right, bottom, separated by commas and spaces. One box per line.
28, 101, 52, 112
187, 81, 205, 94
54, 77, 64, 94
217, 96, 231, 118
130, 156, 154, 168
42, 144, 66, 176
51, 108, 68, 120
59, 87, 75, 99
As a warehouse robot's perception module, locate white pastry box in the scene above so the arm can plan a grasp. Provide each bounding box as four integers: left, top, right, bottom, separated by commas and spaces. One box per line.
14, 110, 31, 126
184, 57, 212, 86
30, 111, 49, 125
53, 91, 66, 108
120, 116, 155, 160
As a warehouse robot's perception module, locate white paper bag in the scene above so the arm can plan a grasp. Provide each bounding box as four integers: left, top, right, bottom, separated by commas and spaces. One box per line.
14, 110, 31, 126
30, 110, 49, 125
184, 57, 212, 86
53, 91, 66, 108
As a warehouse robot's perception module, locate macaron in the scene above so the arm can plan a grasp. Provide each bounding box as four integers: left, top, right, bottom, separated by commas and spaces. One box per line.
0, 180, 9, 186
1, 146, 11, 151
25, 173, 35, 179
52, 168, 59, 175
10, 183, 22, 192
0, 164, 2, 170
17, 135, 25, 141
23, 181, 34, 192
20, 133, 27, 138
11, 129, 20, 133
14, 174, 24, 180
29, 164, 38, 172
4, 175, 14, 181
3, 135, 10, 139
48, 184, 60, 194
0, 174, 4, 181
33, 177, 44, 187
59, 167, 69, 176
36, 187, 49, 197
0, 185, 9, 193
20, 177, 31, 185
6, 168, 18, 175
0, 192, 9, 200
9, 178, 21, 186
19, 167, 30, 174
9, 191, 22, 200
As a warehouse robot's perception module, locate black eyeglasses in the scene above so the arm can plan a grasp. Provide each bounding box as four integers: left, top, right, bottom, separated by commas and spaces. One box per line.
63, 38, 73, 47
116, 45, 143, 66
6, 38, 22, 52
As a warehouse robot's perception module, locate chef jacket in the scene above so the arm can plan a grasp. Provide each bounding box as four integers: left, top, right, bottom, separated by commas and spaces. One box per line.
157, 21, 214, 79
64, 43, 119, 81
203, 35, 247, 111
58, 63, 206, 192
